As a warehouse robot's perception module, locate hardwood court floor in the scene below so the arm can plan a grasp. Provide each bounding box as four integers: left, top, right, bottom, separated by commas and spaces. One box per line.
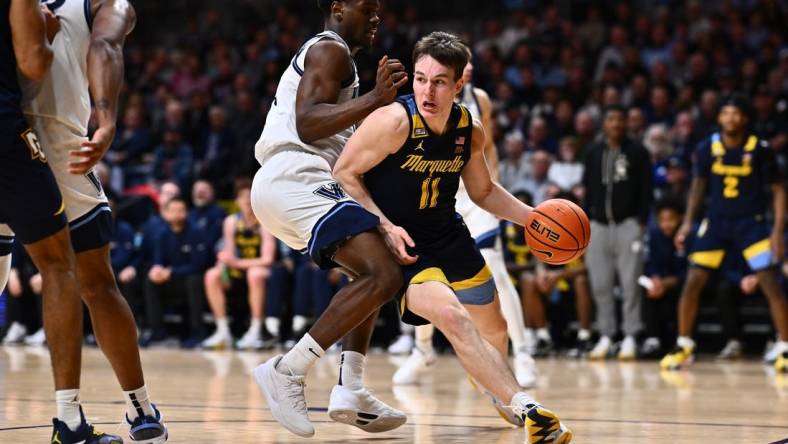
1, 346, 787, 443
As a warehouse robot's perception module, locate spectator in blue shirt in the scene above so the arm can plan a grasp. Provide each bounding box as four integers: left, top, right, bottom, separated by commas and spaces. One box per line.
152, 126, 194, 192
188, 179, 226, 252
641, 197, 687, 358
142, 198, 211, 348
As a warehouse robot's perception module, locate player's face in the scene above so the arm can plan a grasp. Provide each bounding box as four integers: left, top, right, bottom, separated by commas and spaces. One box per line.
413, 56, 463, 117
236, 189, 252, 214
342, 0, 380, 49
718, 105, 747, 134
658, 208, 681, 237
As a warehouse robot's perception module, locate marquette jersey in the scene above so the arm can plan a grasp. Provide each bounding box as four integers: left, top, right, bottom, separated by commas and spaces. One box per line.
364, 94, 473, 248
229, 214, 262, 278
21, 0, 92, 137
0, 0, 24, 122
256, 30, 359, 168
454, 84, 499, 243
693, 133, 780, 219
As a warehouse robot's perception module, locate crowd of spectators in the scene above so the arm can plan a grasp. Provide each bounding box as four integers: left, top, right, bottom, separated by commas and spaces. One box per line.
2, 1, 787, 359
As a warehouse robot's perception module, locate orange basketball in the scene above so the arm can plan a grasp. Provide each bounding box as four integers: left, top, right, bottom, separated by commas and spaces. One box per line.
524, 198, 591, 265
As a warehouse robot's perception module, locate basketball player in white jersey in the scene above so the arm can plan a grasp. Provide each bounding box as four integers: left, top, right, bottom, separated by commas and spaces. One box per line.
250, 0, 409, 438
7, 1, 168, 442
392, 61, 537, 389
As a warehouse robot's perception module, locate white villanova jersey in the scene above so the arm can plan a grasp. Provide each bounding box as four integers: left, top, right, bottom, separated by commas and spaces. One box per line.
21, 0, 92, 137
256, 30, 360, 168
455, 84, 500, 240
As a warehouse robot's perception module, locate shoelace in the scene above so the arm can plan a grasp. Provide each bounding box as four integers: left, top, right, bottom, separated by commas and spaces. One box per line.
285, 375, 308, 413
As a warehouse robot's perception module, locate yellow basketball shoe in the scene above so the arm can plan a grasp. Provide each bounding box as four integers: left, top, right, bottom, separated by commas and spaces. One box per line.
510, 397, 572, 444
776, 351, 788, 373
660, 345, 695, 371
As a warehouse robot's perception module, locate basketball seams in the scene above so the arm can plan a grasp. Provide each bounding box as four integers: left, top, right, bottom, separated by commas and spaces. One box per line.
524, 225, 579, 252
560, 200, 590, 248
532, 209, 581, 250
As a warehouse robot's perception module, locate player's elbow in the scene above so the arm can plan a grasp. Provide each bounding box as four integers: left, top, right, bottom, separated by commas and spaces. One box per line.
295, 113, 319, 144
18, 46, 52, 81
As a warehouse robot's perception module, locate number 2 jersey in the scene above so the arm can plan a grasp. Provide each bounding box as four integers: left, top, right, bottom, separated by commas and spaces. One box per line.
364, 94, 473, 251
693, 132, 781, 219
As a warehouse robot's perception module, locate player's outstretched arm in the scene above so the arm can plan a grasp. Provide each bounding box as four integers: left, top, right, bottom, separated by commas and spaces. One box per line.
463, 120, 532, 225
69, 0, 136, 175
770, 183, 785, 260
333, 104, 416, 264
296, 43, 407, 144
10, 0, 53, 81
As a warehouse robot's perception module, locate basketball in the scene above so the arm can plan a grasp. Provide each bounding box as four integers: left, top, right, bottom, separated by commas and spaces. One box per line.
524, 198, 591, 265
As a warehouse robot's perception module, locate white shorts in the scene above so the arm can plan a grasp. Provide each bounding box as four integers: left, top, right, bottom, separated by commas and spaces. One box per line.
251, 149, 379, 268
6, 118, 113, 252
456, 187, 500, 249
0, 224, 12, 255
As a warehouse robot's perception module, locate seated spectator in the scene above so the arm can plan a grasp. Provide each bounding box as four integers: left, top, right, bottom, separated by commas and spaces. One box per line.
498, 131, 530, 192
188, 179, 226, 250
640, 198, 687, 358
197, 106, 237, 194
108, 106, 152, 188
201, 180, 277, 350
627, 107, 647, 141
107, 199, 143, 327
521, 149, 557, 204
152, 126, 194, 192
142, 198, 211, 348
547, 137, 584, 196
287, 257, 348, 349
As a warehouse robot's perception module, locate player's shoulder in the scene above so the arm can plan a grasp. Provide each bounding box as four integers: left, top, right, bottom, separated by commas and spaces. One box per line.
366, 101, 409, 135
303, 38, 352, 68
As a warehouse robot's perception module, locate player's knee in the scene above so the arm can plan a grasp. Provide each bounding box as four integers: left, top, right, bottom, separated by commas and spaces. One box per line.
684, 268, 708, 294
247, 266, 268, 285
435, 303, 473, 339
205, 266, 221, 286
79, 270, 118, 305
367, 261, 403, 300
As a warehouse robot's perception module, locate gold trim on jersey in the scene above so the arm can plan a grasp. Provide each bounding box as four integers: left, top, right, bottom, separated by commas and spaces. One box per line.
457, 106, 471, 129
450, 265, 492, 291
411, 114, 429, 139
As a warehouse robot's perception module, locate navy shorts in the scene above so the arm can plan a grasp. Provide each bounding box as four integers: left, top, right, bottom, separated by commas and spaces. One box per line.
0, 119, 66, 245
396, 226, 496, 326
689, 215, 775, 272
306, 201, 380, 269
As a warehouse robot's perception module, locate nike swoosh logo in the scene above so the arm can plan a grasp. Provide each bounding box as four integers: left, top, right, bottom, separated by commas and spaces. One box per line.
532, 248, 553, 258
308, 347, 321, 358
53, 201, 65, 216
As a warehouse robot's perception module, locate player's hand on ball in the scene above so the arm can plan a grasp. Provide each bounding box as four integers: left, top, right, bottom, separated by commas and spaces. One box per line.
372, 55, 408, 106
69, 126, 116, 175
380, 223, 418, 265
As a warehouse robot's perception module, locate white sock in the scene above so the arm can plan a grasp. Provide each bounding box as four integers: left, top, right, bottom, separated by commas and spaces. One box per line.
278, 333, 323, 376
338, 351, 365, 390
536, 327, 551, 341
510, 392, 538, 411
215, 318, 229, 335
677, 336, 696, 350
400, 321, 414, 335
775, 340, 788, 354
123, 385, 155, 420
265, 317, 280, 336
248, 318, 262, 336
55, 389, 81, 431
292, 315, 308, 332
577, 329, 591, 341
415, 324, 435, 357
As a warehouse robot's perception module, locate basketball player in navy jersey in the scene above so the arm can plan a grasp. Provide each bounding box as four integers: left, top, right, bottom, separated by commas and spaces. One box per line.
334, 32, 571, 443
661, 95, 788, 373
251, 0, 410, 437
